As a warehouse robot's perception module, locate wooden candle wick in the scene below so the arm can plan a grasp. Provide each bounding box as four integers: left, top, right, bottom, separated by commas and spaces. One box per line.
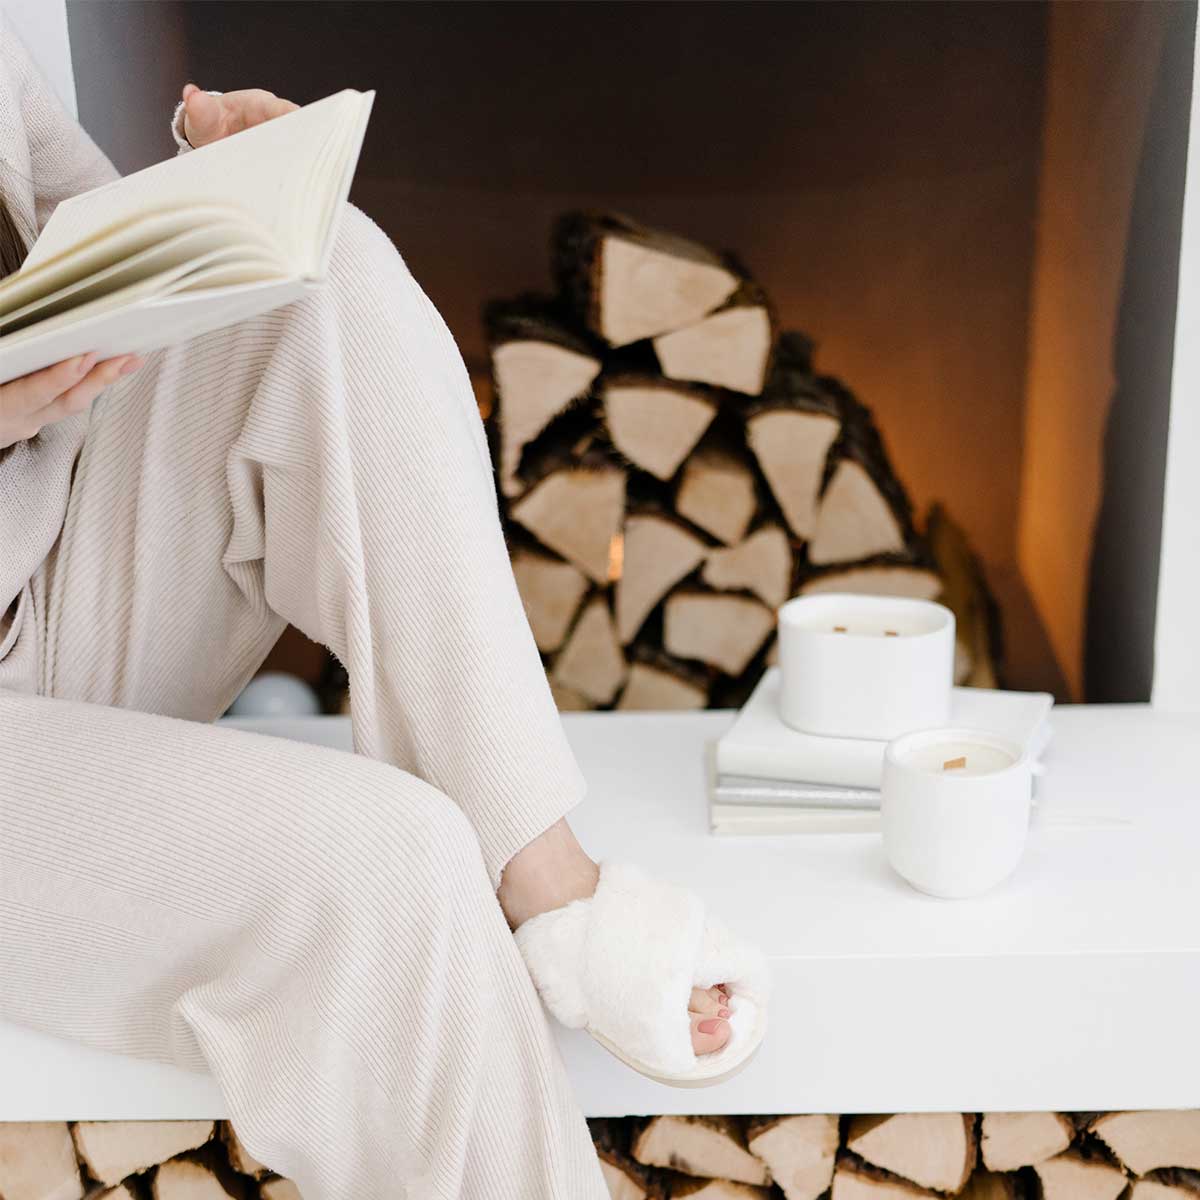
943, 756, 967, 771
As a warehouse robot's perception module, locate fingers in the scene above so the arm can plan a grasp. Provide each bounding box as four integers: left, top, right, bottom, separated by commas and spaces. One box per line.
182, 87, 225, 147
181, 86, 298, 147
690, 1012, 731, 1056
232, 89, 298, 131
25, 355, 144, 435
1, 353, 97, 421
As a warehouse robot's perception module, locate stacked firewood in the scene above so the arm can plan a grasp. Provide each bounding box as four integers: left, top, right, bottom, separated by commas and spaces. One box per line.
1, 1112, 1195, 1199
0, 1120, 298, 1200
485, 212, 1000, 711
593, 1111, 1200, 1200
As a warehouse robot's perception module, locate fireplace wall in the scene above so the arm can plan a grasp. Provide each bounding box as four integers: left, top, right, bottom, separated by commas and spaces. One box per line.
64, 0, 1191, 700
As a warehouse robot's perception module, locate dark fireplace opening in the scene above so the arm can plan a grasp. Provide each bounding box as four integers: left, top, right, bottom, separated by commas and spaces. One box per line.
66, 0, 1193, 707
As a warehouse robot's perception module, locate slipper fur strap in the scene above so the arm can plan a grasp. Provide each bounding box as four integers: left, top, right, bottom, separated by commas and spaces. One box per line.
516, 862, 714, 1075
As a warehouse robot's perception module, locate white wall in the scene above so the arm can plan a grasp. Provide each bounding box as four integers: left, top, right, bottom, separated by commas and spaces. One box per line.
0, 0, 75, 115
1153, 31, 1200, 713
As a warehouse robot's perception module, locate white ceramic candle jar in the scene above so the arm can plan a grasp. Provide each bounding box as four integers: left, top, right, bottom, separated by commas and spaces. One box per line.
777, 594, 955, 739
881, 727, 1033, 899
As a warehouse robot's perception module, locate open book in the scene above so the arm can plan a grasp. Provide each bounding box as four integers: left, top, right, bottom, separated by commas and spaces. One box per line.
0, 88, 374, 385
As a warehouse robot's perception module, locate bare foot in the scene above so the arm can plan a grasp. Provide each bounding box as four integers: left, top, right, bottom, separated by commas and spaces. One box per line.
498, 819, 732, 1057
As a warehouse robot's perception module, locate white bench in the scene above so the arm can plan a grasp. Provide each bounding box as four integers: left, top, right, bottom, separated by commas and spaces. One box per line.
4, 705, 1199, 1119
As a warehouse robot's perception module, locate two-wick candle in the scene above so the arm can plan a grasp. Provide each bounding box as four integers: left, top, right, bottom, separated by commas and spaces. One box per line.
777, 594, 956, 740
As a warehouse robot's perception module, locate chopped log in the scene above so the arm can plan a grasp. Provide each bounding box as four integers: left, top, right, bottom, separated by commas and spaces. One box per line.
592, 1119, 664, 1200
1090, 1112, 1200, 1175
632, 1117, 771, 1187
668, 1177, 773, 1199
745, 340, 843, 539
73, 1122, 214, 1187
747, 409, 841, 540
223, 1126, 270, 1180
150, 1160, 228, 1200
832, 1158, 942, 1200
601, 1158, 658, 1200
927, 504, 1000, 688
798, 563, 942, 601
554, 212, 741, 347
981, 1113, 1075, 1171
511, 548, 590, 653
617, 657, 709, 711
1033, 1151, 1128, 1200
806, 373, 917, 565
746, 1114, 838, 1200
653, 282, 774, 395
1129, 1171, 1200, 1200
663, 591, 775, 675
702, 524, 792, 608
603, 375, 719, 480
486, 296, 602, 496
511, 465, 626, 583
846, 1114, 976, 1194
617, 512, 708, 642
0, 1122, 82, 1200
552, 596, 627, 705
959, 1171, 1019, 1200
260, 1181, 303, 1200
809, 460, 908, 564
549, 677, 591, 710
676, 448, 758, 546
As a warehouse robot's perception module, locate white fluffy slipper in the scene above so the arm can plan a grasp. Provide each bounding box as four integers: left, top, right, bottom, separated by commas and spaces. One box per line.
513, 862, 770, 1086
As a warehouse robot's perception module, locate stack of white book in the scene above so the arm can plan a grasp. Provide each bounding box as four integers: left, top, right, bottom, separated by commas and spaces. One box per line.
711, 668, 1054, 834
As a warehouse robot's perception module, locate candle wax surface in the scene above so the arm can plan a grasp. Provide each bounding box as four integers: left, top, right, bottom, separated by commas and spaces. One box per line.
824, 623, 915, 638
899, 741, 1016, 777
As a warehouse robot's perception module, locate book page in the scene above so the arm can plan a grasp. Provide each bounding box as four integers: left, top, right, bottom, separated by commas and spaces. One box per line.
0, 205, 269, 315
0, 218, 278, 332
25, 90, 370, 274
0, 278, 309, 385
304, 90, 375, 276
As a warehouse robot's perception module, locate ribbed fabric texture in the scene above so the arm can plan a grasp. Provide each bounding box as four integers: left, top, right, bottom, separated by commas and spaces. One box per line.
1, 695, 605, 1200
0, 20, 119, 615
0, 29, 606, 1200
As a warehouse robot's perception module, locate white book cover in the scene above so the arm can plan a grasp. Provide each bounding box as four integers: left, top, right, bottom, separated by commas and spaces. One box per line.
0, 88, 374, 385
715, 668, 1053, 789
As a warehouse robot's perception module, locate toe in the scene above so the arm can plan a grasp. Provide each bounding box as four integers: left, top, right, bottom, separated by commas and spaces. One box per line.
690, 1013, 731, 1056
688, 986, 728, 1016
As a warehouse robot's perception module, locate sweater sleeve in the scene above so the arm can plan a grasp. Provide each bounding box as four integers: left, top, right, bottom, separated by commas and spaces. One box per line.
0, 21, 118, 232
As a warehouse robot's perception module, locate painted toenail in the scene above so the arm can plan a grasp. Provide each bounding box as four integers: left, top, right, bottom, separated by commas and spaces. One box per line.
698, 1018, 725, 1035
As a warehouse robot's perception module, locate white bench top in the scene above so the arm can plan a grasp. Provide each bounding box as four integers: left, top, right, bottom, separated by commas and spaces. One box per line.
4, 704, 1199, 1119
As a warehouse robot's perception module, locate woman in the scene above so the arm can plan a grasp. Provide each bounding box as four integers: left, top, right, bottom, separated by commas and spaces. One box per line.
0, 27, 767, 1200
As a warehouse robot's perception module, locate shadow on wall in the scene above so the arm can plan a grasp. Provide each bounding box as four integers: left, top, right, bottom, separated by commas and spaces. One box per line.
1084, 0, 1195, 703
66, 0, 188, 174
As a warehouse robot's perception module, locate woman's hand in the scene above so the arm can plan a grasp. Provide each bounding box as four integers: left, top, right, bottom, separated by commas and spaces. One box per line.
0, 353, 144, 450
179, 84, 298, 149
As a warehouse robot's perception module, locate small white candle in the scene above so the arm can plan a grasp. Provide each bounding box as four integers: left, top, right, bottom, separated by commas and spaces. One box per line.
881, 727, 1032, 899
777, 594, 956, 740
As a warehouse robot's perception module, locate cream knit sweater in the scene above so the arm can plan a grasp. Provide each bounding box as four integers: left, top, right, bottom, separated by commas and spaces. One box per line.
0, 22, 134, 614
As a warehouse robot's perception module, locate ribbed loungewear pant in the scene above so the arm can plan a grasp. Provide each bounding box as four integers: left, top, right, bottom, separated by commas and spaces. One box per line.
0, 207, 609, 1200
